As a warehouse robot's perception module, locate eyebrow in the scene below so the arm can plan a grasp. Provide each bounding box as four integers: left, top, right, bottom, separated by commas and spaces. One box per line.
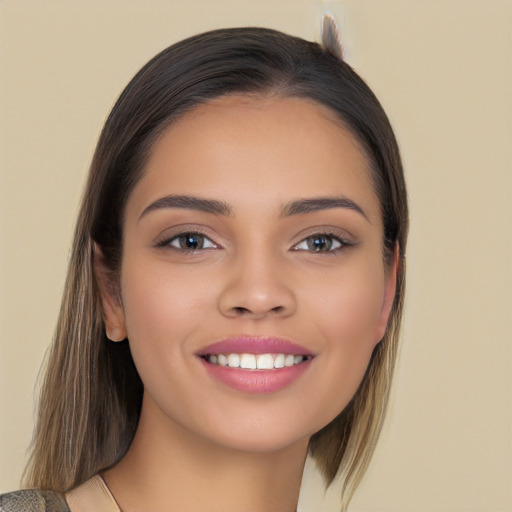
138, 194, 367, 221
139, 195, 232, 220
280, 196, 368, 220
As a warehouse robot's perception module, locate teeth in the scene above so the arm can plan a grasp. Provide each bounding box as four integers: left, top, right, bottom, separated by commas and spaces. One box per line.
274, 354, 285, 368
227, 353, 240, 368
240, 354, 256, 369
285, 354, 295, 367
206, 353, 307, 370
256, 353, 274, 370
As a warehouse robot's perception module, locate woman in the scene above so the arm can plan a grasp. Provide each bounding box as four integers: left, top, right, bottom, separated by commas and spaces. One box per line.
1, 18, 408, 512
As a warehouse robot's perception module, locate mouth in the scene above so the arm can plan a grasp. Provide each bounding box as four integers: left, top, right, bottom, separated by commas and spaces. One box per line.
196, 336, 314, 393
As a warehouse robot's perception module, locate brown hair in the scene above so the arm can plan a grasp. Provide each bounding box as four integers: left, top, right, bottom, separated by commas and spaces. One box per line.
24, 27, 408, 511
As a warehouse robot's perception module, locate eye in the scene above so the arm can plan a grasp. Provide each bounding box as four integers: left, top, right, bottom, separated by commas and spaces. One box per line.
293, 234, 345, 252
165, 232, 217, 251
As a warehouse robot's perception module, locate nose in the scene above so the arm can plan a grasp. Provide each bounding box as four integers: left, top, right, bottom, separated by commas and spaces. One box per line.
217, 250, 297, 320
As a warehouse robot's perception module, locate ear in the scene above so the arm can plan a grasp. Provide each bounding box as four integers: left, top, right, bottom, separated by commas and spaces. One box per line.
375, 244, 400, 343
93, 244, 127, 342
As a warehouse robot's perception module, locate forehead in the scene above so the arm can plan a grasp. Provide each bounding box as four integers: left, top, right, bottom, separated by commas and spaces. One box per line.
128, 95, 381, 224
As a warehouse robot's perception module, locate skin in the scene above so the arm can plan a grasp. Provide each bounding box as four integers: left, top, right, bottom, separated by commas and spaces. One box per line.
98, 95, 397, 512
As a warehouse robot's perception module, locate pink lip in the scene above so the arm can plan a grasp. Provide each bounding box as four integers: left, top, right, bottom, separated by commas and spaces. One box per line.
197, 336, 314, 356
196, 336, 314, 394
199, 358, 313, 394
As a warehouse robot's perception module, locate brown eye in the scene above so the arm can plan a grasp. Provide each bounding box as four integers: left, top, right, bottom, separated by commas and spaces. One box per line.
294, 234, 343, 252
168, 232, 216, 251
307, 235, 333, 251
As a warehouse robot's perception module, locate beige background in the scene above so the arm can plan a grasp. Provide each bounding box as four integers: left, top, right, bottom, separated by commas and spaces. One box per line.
1, 1, 510, 510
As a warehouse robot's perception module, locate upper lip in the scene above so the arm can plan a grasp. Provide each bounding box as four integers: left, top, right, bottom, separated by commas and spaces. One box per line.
196, 336, 314, 356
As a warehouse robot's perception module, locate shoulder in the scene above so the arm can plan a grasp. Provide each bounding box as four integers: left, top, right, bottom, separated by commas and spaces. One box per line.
0, 489, 70, 512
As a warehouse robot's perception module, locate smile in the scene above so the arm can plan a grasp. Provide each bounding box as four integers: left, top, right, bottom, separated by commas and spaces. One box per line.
197, 337, 314, 393
202, 353, 310, 370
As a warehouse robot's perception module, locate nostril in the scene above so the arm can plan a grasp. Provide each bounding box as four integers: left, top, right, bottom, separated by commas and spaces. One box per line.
231, 305, 284, 316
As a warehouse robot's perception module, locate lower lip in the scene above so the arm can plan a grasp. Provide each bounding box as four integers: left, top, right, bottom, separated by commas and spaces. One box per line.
199, 357, 313, 394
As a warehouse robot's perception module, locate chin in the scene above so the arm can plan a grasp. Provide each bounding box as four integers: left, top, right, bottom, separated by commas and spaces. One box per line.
207, 426, 312, 455
191, 403, 336, 456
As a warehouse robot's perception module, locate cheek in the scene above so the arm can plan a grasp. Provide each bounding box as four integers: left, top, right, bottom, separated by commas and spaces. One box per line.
308, 257, 386, 345
121, 260, 210, 332
327, 286, 384, 347
118, 262, 220, 425
118, 261, 214, 378
304, 264, 386, 413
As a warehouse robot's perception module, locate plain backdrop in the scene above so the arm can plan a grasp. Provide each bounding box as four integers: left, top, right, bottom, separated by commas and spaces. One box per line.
0, 1, 510, 511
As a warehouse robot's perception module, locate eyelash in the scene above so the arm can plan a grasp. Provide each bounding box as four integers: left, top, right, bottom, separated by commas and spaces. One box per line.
156, 230, 353, 254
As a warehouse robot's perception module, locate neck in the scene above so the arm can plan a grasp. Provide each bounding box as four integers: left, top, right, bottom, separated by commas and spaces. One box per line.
103, 395, 309, 512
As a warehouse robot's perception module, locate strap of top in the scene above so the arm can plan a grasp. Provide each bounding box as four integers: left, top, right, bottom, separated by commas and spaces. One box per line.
65, 476, 120, 512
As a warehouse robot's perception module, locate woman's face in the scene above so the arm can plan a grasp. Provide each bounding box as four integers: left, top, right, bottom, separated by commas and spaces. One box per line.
104, 95, 396, 453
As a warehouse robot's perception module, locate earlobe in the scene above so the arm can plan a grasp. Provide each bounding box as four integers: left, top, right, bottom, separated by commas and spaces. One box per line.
375, 244, 400, 343
93, 244, 127, 342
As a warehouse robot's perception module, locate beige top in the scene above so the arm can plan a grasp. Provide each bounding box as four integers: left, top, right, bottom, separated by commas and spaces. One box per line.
65, 476, 120, 512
